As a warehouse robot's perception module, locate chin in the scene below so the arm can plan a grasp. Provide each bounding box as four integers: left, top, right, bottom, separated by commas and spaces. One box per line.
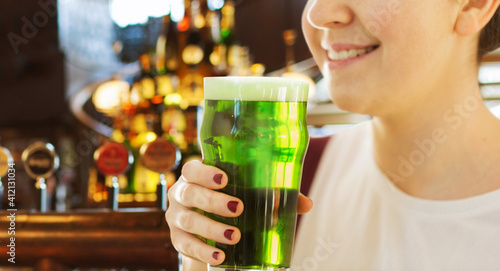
329, 89, 375, 116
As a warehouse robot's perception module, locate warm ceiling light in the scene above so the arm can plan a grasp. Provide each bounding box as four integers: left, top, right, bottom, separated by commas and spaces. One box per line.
182, 45, 204, 65
93, 80, 130, 115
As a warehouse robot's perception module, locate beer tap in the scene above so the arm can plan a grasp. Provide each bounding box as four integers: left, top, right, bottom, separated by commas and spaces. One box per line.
140, 138, 180, 210
94, 142, 133, 211
22, 142, 59, 212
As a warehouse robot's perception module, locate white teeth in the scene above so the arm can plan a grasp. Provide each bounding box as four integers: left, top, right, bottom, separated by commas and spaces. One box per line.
327, 46, 376, 61
339, 51, 349, 59
347, 49, 357, 58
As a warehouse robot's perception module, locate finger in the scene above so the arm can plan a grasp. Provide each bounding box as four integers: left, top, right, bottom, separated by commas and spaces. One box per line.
182, 160, 228, 189
297, 193, 313, 214
172, 181, 244, 217
170, 228, 226, 265
180, 256, 212, 270
170, 205, 241, 245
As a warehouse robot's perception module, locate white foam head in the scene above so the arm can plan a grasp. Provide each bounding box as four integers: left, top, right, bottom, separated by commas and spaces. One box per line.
204, 77, 309, 102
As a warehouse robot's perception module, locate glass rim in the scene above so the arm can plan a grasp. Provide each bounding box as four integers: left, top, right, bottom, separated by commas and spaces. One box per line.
203, 76, 309, 102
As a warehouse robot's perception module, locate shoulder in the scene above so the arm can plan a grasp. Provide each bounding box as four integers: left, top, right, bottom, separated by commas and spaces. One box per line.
312, 121, 374, 189
325, 121, 373, 157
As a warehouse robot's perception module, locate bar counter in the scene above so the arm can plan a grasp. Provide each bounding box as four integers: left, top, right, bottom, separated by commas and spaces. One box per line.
0, 208, 178, 270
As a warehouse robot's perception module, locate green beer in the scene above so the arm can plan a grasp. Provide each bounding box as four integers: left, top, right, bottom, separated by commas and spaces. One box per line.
200, 77, 309, 271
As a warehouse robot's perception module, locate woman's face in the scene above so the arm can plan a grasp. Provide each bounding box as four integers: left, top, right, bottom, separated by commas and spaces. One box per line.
303, 0, 463, 116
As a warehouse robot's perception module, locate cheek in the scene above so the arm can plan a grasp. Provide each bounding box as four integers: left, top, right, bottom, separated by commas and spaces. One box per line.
368, 0, 454, 51
361, 2, 431, 75
302, 13, 325, 70
362, 1, 411, 44
376, 7, 453, 79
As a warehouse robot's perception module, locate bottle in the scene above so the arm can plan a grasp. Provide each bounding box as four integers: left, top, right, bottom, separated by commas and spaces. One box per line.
130, 115, 160, 196
206, 10, 227, 75
163, 85, 188, 152
127, 55, 162, 199
164, 17, 180, 73
181, 0, 205, 68
220, 0, 237, 48
119, 112, 136, 197
281, 29, 316, 99
163, 77, 202, 179
283, 29, 297, 72
156, 16, 180, 98
179, 0, 205, 107
138, 54, 157, 102
220, 0, 240, 74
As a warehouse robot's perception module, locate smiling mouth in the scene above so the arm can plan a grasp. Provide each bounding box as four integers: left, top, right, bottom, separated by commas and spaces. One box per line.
327, 45, 379, 61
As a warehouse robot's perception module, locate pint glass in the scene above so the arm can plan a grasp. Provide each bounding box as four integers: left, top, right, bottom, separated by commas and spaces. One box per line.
200, 77, 309, 271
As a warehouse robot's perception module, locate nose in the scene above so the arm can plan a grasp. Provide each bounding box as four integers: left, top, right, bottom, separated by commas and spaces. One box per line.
305, 0, 354, 30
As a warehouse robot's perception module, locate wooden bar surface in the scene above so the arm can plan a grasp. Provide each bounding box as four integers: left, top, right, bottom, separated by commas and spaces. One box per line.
0, 208, 178, 270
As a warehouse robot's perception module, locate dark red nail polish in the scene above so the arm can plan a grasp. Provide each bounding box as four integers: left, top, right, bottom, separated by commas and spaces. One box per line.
227, 201, 238, 213
224, 229, 234, 241
212, 251, 219, 260
213, 174, 223, 185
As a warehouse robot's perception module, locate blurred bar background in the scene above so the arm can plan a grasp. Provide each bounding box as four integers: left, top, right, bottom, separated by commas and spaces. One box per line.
0, 0, 499, 270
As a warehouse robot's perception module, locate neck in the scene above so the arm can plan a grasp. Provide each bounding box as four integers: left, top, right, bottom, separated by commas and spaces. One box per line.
372, 81, 500, 200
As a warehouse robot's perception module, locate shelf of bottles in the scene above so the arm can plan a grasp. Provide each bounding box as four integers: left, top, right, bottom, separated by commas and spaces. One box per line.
88, 0, 265, 207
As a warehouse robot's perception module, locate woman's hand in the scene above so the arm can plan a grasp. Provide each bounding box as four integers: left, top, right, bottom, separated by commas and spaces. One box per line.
165, 160, 314, 266
166, 160, 243, 265
297, 191, 314, 214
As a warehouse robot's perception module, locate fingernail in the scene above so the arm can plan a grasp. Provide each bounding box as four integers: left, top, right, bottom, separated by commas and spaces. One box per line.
212, 251, 219, 260
213, 174, 223, 185
224, 229, 234, 241
227, 201, 238, 213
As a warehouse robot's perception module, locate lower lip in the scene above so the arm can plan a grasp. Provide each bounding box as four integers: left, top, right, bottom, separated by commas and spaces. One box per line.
325, 47, 378, 70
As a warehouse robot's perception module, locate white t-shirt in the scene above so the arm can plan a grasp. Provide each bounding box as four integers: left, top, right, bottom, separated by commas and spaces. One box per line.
292, 121, 500, 271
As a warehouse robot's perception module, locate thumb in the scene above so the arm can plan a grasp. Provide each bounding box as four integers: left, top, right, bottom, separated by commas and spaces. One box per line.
297, 193, 313, 214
